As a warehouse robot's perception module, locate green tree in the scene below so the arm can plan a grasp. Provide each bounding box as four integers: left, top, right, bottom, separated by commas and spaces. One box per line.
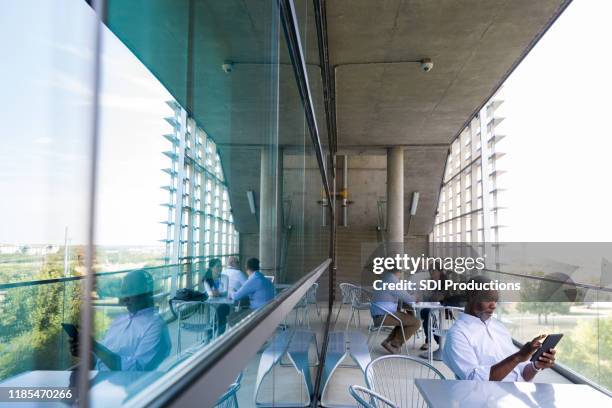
559, 318, 612, 391
0, 248, 82, 380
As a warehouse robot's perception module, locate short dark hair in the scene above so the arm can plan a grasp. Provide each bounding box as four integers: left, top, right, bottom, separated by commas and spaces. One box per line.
467, 275, 498, 303
246, 258, 260, 271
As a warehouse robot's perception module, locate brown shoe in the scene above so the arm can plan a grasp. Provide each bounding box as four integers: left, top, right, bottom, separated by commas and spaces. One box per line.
381, 340, 400, 354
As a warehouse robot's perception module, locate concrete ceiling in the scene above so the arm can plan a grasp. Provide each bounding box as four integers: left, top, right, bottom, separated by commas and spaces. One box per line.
328, 0, 569, 235
104, 0, 571, 235
328, 0, 569, 148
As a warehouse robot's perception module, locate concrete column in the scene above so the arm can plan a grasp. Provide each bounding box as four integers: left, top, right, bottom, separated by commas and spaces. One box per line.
387, 147, 404, 246
259, 146, 282, 275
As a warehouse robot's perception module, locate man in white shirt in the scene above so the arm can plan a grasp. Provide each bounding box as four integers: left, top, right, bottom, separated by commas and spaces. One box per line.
221, 256, 247, 296
70, 270, 171, 371
443, 276, 556, 381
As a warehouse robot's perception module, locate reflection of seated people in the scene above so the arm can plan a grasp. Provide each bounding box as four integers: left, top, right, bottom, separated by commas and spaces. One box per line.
203, 258, 230, 334
221, 256, 247, 296
70, 270, 171, 371
419, 268, 447, 351
203, 258, 227, 297
231, 258, 274, 310
371, 269, 421, 354
443, 276, 556, 381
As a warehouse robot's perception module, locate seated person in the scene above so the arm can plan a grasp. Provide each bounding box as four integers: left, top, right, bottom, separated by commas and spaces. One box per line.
419, 268, 447, 351
231, 258, 274, 310
203, 258, 228, 297
371, 269, 421, 354
443, 276, 556, 381
202, 258, 231, 334
221, 256, 247, 296
70, 269, 171, 371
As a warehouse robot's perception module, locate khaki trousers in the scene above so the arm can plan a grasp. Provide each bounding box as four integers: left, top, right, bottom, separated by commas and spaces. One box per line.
373, 309, 421, 347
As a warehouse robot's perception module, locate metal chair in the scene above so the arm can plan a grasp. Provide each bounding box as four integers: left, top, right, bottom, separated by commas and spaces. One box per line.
174, 300, 216, 355
365, 355, 445, 408
332, 282, 354, 327
367, 301, 410, 354
213, 372, 243, 408
349, 385, 399, 408
293, 282, 321, 327
345, 284, 371, 330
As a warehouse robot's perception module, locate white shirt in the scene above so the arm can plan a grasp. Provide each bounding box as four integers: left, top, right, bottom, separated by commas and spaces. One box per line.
221, 267, 247, 295
443, 312, 529, 381
97, 307, 171, 371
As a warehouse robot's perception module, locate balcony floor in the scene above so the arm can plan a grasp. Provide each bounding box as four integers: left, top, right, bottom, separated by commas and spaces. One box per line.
232, 303, 571, 407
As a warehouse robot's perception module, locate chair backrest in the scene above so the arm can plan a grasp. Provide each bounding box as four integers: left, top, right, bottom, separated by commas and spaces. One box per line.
264, 275, 275, 283
338, 282, 353, 304
365, 355, 445, 408
306, 282, 319, 303
349, 385, 398, 408
213, 372, 243, 408
347, 284, 372, 307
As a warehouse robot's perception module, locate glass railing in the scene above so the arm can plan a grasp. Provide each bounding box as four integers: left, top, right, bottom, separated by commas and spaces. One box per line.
0, 258, 237, 383
484, 270, 612, 394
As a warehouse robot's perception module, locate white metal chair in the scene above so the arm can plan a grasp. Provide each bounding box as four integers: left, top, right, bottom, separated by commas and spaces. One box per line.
365, 355, 445, 408
367, 301, 410, 354
345, 284, 371, 330
293, 282, 321, 327
332, 282, 354, 327
349, 385, 398, 408
213, 372, 243, 408
174, 300, 216, 355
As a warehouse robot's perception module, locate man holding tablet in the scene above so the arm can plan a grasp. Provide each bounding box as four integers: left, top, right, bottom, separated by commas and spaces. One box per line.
443, 276, 558, 381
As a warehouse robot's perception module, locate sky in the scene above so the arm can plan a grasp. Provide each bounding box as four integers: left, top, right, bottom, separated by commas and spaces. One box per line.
495, 0, 612, 242
0, 0, 171, 246
0, 0, 610, 246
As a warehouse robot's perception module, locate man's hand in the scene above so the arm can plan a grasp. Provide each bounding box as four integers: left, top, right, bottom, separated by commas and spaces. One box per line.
534, 348, 556, 370
516, 334, 546, 362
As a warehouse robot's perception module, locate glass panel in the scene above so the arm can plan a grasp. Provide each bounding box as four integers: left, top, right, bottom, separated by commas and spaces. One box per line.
0, 0, 95, 382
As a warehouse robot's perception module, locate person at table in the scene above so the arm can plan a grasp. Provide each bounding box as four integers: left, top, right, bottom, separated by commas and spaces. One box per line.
69, 269, 171, 371
443, 276, 557, 381
371, 269, 421, 354
221, 256, 247, 296
231, 257, 275, 310
203, 258, 231, 334
419, 267, 447, 351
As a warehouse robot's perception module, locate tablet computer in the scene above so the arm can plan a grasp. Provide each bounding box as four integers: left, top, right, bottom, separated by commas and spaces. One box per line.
530, 333, 563, 362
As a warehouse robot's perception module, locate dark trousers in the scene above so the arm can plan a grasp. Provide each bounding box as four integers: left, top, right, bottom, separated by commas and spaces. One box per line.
420, 308, 440, 345
216, 304, 231, 334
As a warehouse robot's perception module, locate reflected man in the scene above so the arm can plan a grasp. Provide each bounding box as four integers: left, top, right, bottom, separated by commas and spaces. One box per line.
231, 258, 274, 310
70, 269, 171, 371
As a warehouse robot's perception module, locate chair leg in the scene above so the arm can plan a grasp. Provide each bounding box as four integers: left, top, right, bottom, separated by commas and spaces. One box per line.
345, 308, 355, 331
400, 324, 409, 355
333, 303, 343, 328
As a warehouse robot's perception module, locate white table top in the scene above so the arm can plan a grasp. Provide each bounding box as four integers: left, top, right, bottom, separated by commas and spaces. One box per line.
415, 379, 611, 408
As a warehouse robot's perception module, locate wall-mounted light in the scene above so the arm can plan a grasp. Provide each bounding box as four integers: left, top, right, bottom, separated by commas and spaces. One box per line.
221, 61, 234, 73
410, 191, 420, 216
246, 190, 256, 215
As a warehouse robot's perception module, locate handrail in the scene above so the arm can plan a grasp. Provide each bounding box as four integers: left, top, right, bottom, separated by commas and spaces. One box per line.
123, 259, 331, 408
484, 268, 612, 294
510, 338, 612, 397
0, 254, 239, 290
